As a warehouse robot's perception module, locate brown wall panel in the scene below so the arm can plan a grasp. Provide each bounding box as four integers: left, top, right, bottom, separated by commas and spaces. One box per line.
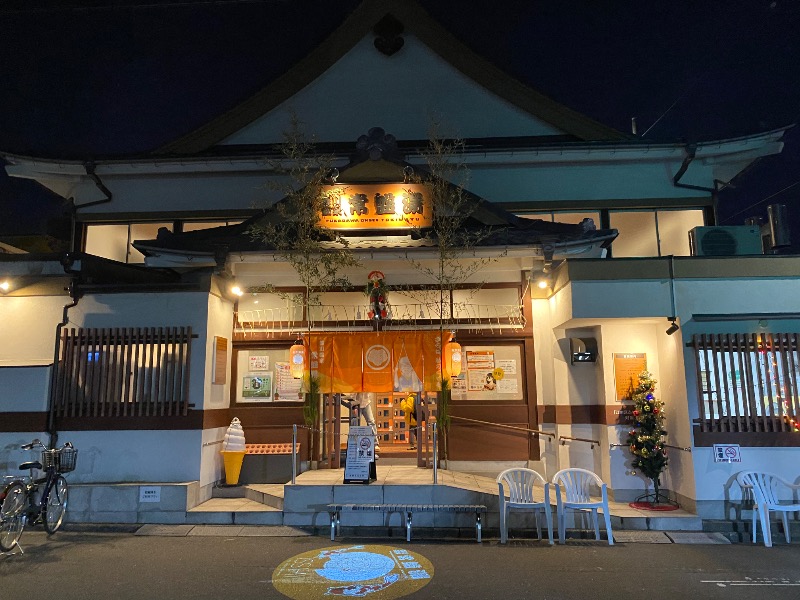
0, 412, 47, 432
448, 421, 528, 460
537, 404, 634, 425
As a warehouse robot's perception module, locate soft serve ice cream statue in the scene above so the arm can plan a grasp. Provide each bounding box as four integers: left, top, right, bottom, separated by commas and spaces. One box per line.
221, 417, 246, 485
223, 417, 246, 451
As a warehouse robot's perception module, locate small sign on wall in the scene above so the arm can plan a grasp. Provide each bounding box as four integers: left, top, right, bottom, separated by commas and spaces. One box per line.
614, 353, 647, 401
139, 486, 162, 503
213, 336, 228, 385
713, 444, 742, 463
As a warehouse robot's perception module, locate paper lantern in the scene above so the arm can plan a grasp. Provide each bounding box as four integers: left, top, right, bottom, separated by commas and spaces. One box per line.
289, 342, 307, 379
444, 338, 462, 377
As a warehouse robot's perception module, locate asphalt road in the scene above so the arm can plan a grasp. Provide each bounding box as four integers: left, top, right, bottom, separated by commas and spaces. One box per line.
2, 530, 800, 600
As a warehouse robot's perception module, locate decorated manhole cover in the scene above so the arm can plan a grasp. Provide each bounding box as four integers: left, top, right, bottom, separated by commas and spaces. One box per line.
273, 544, 434, 599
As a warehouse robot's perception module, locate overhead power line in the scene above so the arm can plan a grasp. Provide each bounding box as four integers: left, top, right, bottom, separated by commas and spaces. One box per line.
722, 179, 800, 223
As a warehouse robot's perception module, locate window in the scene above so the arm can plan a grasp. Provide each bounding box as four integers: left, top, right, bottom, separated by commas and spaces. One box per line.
518, 211, 601, 226
182, 220, 243, 232
52, 327, 193, 418
610, 209, 704, 257
84, 219, 245, 264
609, 211, 658, 257
691, 333, 800, 433
85, 222, 172, 264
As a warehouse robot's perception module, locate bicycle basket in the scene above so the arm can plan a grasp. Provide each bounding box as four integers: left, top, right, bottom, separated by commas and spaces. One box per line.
41, 449, 59, 470
41, 447, 78, 473
57, 447, 78, 473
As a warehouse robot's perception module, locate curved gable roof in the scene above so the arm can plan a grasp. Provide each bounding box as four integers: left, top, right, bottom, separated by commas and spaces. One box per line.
156, 0, 625, 156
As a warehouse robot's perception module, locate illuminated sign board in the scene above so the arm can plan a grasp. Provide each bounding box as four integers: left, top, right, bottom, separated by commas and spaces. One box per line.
319, 184, 432, 230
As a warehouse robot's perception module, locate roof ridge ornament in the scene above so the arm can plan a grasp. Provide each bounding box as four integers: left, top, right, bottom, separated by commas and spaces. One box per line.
373, 14, 405, 56
355, 127, 401, 162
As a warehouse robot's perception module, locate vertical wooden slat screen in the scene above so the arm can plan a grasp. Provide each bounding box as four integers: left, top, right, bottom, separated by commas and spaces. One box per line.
691, 332, 799, 433
52, 327, 193, 419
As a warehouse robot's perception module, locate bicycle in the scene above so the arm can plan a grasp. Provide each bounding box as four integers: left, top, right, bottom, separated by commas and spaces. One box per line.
0, 439, 78, 553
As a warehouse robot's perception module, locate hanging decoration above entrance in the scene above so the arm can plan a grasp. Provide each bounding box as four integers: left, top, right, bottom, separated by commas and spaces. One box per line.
366, 270, 389, 321
308, 331, 447, 394
318, 183, 432, 230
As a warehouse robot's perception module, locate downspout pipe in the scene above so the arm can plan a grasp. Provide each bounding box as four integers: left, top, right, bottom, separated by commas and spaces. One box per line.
46, 253, 82, 449
672, 144, 716, 194
78, 160, 113, 209
673, 143, 719, 225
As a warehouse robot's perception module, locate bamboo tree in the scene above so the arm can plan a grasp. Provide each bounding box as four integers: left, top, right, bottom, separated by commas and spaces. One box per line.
403, 124, 500, 460
249, 117, 360, 462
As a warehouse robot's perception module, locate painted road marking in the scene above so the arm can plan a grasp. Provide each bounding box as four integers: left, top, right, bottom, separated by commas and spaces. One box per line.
702, 577, 800, 587
273, 544, 434, 599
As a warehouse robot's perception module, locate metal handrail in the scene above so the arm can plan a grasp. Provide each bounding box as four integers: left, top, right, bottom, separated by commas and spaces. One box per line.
559, 435, 599, 449
450, 415, 556, 439
663, 444, 692, 452
610, 442, 692, 452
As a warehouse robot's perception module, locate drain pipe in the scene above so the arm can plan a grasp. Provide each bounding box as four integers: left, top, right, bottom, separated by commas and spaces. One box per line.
46, 253, 82, 449
81, 161, 113, 208
673, 143, 720, 225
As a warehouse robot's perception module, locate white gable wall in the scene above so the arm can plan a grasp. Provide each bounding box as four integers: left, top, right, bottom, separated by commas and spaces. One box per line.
221, 35, 563, 146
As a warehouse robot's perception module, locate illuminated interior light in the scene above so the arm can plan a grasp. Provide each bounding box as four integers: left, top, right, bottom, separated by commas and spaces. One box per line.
231, 285, 244, 297
537, 279, 548, 289
394, 193, 404, 215
0, 280, 9, 292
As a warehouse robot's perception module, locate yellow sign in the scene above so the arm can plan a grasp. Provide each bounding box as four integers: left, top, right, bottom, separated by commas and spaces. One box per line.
614, 353, 647, 401
273, 544, 434, 599
319, 184, 432, 230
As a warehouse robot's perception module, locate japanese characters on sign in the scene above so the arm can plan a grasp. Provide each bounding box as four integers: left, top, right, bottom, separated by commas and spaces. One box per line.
318, 184, 433, 230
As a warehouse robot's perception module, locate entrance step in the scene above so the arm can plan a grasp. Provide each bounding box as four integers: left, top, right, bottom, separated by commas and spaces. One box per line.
703, 519, 800, 543
187, 497, 283, 525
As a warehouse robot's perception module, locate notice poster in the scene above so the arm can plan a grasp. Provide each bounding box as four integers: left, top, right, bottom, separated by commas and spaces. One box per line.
614, 353, 647, 401
466, 350, 495, 391
451, 374, 467, 400
497, 378, 518, 394
496, 359, 517, 375
275, 362, 302, 401
241, 373, 272, 400
249, 354, 269, 371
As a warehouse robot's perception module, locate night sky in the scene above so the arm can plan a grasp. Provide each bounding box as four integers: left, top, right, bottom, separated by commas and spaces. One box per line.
1, 0, 798, 249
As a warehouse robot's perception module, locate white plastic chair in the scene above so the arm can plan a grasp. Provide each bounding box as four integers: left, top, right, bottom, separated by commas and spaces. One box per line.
497, 468, 553, 544
552, 468, 614, 545
736, 471, 800, 547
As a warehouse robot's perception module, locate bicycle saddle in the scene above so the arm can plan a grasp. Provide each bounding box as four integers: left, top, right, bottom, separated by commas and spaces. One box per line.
19, 460, 42, 471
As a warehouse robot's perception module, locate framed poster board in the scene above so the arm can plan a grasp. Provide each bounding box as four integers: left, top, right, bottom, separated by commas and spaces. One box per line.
452, 345, 523, 401
614, 353, 647, 401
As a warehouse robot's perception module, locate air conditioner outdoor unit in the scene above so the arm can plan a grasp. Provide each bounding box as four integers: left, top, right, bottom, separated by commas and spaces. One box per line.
689, 226, 763, 256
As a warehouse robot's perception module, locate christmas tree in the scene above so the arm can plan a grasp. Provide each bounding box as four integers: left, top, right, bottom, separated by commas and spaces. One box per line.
625, 370, 671, 505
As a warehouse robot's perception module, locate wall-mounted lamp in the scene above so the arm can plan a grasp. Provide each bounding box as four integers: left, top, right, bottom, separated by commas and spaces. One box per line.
665, 317, 680, 336
230, 284, 244, 297
530, 269, 551, 290
570, 337, 598, 364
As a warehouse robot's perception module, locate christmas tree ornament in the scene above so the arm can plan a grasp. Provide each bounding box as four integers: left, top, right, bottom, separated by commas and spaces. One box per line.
625, 370, 678, 509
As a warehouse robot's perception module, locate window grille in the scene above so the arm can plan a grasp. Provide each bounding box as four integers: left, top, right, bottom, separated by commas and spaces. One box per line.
52, 327, 193, 418
691, 333, 800, 433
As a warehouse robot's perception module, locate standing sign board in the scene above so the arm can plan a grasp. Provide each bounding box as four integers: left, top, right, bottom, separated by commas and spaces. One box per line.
344, 426, 377, 484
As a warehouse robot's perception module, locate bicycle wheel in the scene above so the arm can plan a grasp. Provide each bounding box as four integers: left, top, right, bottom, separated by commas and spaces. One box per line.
0, 482, 26, 552
43, 475, 69, 534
